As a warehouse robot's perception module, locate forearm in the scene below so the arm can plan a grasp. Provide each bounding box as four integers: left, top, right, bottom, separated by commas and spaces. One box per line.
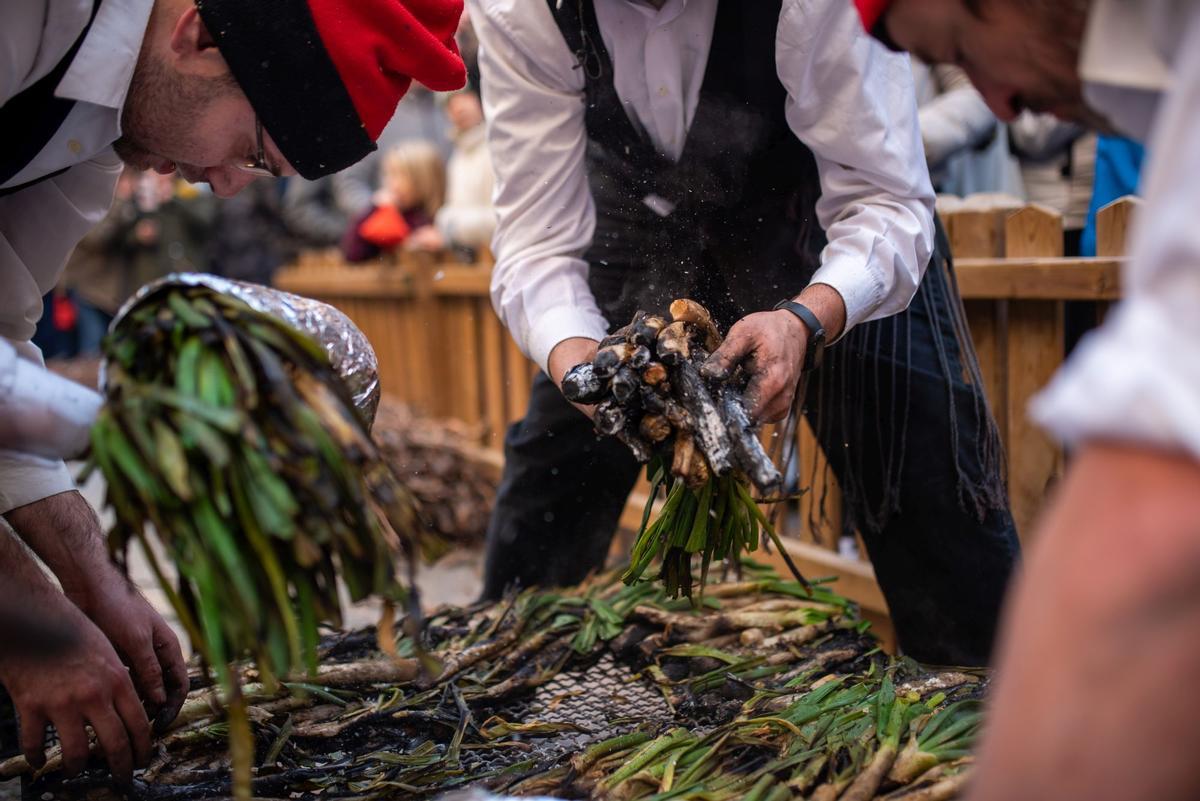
4, 490, 113, 606
0, 522, 69, 603
0, 523, 80, 653
968, 444, 1200, 801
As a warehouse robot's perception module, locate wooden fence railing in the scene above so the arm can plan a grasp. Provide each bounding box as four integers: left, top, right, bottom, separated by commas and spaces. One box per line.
275, 197, 1138, 636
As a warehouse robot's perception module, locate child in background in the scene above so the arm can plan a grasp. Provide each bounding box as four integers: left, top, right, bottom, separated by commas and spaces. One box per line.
341, 141, 446, 262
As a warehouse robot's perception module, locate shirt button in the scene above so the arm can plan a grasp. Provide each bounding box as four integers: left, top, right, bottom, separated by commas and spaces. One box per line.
658, 86, 669, 97
67, 139, 82, 154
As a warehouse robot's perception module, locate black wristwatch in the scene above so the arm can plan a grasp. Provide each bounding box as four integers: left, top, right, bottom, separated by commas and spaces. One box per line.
773, 299, 827, 373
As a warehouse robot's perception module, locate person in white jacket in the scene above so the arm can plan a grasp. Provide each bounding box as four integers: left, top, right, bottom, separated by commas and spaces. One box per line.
413, 88, 497, 255
911, 58, 1021, 197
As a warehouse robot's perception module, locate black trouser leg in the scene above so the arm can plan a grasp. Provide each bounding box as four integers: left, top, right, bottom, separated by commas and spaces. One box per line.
808, 266, 1020, 667
482, 373, 641, 600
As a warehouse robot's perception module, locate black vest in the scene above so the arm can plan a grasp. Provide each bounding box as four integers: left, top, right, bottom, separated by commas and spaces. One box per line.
0, 0, 103, 197
547, 0, 827, 331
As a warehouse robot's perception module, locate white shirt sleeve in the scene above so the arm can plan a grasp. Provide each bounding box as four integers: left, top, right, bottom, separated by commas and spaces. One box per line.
469, 0, 609, 373
775, 0, 936, 332
1030, 6, 1200, 458
0, 156, 119, 515
0, 340, 78, 514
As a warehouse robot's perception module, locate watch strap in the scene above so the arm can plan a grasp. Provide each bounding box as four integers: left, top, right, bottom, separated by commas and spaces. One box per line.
773, 299, 827, 372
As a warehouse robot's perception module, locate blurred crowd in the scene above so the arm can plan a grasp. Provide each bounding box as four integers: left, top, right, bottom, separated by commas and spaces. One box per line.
38, 43, 1143, 363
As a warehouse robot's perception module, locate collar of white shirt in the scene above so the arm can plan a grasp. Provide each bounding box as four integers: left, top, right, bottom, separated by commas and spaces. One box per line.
55, 0, 155, 112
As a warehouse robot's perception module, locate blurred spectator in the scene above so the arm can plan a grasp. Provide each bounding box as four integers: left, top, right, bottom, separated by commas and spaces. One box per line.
1080, 136, 1146, 258
432, 89, 496, 259
911, 59, 1022, 197
35, 168, 214, 357
282, 176, 349, 249
333, 87, 453, 218
207, 180, 295, 286
1009, 112, 1098, 256
341, 142, 446, 263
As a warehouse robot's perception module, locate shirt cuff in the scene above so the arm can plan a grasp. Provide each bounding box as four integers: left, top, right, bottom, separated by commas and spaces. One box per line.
0, 453, 76, 514
1030, 301, 1200, 459
527, 305, 610, 375
807, 255, 884, 336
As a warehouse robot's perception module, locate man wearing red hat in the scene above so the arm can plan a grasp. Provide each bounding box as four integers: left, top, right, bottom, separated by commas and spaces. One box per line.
471, 0, 1020, 671
0, 0, 464, 782
857, 1, 1200, 800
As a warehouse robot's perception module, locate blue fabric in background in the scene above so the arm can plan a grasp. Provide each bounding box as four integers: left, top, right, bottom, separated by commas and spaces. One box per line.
1081, 136, 1146, 257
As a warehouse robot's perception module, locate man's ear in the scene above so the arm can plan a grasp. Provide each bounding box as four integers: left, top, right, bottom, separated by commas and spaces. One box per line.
167, 5, 231, 78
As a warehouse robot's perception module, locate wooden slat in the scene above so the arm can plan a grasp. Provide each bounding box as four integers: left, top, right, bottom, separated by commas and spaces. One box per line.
964, 299, 1008, 447
406, 266, 439, 415
457, 299, 484, 429
1096, 196, 1142, 259
275, 262, 415, 299
1003, 207, 1065, 541
429, 266, 493, 295
1004, 204, 1063, 259
796, 419, 842, 550
944, 209, 1008, 258
955, 258, 1122, 299
1092, 196, 1138, 334
479, 310, 508, 450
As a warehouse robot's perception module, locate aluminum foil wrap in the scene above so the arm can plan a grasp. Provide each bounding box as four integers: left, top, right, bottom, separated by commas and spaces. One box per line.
105, 273, 381, 426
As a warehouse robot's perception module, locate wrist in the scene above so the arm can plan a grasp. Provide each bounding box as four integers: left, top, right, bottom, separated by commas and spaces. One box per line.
773, 300, 827, 373
773, 307, 810, 342
548, 337, 600, 387
796, 283, 847, 342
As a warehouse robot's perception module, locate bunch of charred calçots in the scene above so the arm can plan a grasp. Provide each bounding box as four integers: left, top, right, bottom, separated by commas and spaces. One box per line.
562, 300, 807, 598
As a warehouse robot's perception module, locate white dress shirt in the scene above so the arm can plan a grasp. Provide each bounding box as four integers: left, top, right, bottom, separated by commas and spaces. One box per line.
469, 0, 935, 372
1030, 0, 1200, 459
0, 0, 152, 512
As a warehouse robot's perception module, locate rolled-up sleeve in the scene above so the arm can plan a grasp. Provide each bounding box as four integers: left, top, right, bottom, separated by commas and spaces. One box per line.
470, 0, 609, 373
775, 0, 935, 333
1031, 7, 1200, 457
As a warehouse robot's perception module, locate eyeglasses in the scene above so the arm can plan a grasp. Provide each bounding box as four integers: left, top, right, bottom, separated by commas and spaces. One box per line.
236, 118, 276, 178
